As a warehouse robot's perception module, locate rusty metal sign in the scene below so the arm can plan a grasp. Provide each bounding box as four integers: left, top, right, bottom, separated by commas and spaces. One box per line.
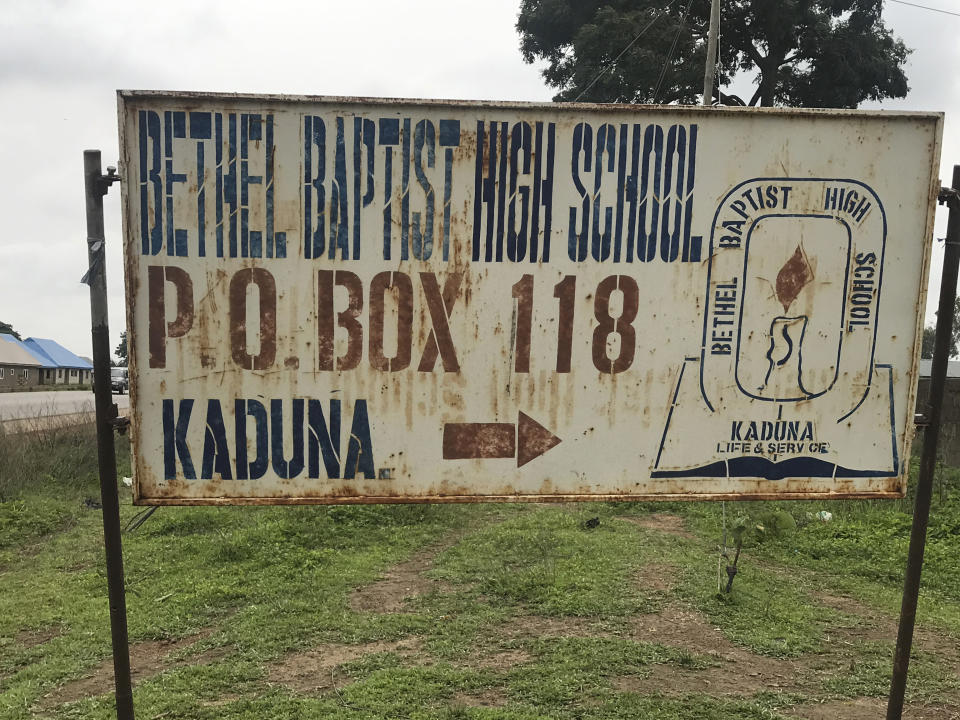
117, 91, 942, 504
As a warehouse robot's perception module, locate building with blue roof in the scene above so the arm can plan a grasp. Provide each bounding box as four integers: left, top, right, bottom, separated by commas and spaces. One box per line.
0, 334, 52, 367
0, 335, 43, 390
0, 335, 92, 386
25, 338, 93, 385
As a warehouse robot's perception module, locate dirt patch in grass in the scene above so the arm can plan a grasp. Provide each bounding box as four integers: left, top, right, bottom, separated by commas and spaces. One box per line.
622, 514, 694, 539
268, 637, 423, 693
902, 704, 960, 720
634, 562, 679, 595
816, 593, 876, 617
818, 592, 897, 642
818, 592, 960, 672
497, 614, 609, 639
613, 663, 788, 697
468, 648, 532, 670
782, 697, 885, 719
451, 688, 509, 708
781, 697, 960, 720
824, 610, 896, 644
39, 629, 226, 709
620, 592, 960, 711
349, 533, 463, 613
15, 626, 61, 649
632, 606, 744, 660
625, 604, 804, 695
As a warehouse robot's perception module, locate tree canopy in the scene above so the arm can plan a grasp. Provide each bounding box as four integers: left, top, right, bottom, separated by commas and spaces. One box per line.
921, 326, 938, 359
115, 331, 128, 365
0, 321, 21, 340
516, 0, 910, 107
921, 298, 960, 360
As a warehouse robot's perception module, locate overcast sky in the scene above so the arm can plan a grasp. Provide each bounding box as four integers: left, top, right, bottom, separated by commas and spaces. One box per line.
1, 0, 958, 361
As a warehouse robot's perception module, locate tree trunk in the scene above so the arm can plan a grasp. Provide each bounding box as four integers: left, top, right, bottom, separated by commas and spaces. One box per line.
759, 60, 777, 106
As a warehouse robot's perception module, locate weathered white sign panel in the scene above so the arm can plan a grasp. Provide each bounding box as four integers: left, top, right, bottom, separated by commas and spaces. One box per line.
118, 91, 942, 504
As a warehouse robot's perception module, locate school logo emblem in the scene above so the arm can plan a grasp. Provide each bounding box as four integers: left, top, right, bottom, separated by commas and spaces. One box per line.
653, 178, 897, 480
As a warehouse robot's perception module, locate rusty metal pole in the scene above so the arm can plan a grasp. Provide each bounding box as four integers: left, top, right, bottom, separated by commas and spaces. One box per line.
83, 149, 134, 720
887, 165, 960, 720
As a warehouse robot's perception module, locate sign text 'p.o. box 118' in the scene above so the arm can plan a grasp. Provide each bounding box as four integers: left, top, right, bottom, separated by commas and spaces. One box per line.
118, 91, 942, 504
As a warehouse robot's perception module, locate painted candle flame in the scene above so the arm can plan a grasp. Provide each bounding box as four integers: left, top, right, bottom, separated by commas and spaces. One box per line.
775, 246, 814, 312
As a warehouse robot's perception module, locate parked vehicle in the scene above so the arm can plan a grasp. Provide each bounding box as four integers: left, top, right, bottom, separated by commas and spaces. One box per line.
111, 367, 129, 394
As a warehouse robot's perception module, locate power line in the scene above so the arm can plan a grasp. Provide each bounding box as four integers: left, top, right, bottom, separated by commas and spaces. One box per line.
888, 0, 960, 18
574, 1, 677, 102
653, 0, 696, 103
715, 0, 723, 103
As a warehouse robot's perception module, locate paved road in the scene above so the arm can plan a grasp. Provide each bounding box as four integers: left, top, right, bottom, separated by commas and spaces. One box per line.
0, 390, 130, 423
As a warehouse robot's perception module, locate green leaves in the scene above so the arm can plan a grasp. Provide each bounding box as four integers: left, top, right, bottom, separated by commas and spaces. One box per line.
516, 0, 911, 107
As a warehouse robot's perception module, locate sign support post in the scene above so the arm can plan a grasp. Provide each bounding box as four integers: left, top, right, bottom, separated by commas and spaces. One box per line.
887, 164, 960, 720
83, 149, 134, 720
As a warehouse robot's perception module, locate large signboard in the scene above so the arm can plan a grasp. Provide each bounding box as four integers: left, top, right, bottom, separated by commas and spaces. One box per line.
118, 91, 942, 504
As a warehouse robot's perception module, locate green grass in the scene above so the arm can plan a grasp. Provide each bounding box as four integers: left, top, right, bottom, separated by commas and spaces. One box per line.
3, 425, 960, 719
432, 508, 659, 617
677, 563, 835, 657
506, 636, 709, 707
819, 642, 957, 699
0, 422, 106, 548
624, 461, 960, 638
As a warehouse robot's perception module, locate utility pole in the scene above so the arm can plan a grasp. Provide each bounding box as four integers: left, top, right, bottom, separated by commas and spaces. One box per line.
702, 0, 720, 105
702, 0, 724, 592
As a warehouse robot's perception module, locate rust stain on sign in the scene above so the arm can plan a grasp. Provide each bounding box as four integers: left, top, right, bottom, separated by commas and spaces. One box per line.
117, 91, 942, 505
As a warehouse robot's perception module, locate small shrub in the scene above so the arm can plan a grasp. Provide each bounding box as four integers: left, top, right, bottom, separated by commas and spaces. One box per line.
733, 508, 797, 547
